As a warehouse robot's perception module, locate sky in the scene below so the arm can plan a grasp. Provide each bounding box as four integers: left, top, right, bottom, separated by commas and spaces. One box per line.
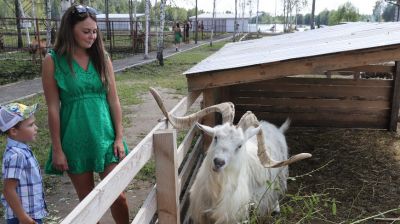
166, 0, 379, 16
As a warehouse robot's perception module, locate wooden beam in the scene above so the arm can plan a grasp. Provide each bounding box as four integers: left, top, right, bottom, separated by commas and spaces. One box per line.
187, 45, 400, 91
154, 130, 180, 224
187, 90, 201, 111
389, 61, 400, 131
131, 185, 157, 224
201, 88, 218, 148
331, 65, 395, 73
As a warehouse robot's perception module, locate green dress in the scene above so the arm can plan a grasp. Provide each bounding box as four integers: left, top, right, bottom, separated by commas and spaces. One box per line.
45, 49, 128, 175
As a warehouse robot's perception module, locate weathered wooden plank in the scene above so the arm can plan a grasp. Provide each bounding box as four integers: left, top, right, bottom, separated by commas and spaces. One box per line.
180, 150, 204, 223
331, 65, 395, 73
232, 90, 391, 101
232, 98, 390, 110
389, 61, 400, 131
178, 136, 202, 195
131, 185, 157, 224
231, 77, 392, 88
202, 88, 218, 148
236, 110, 389, 129
177, 125, 198, 167
235, 104, 390, 115
154, 130, 180, 224
187, 45, 400, 91
187, 90, 201, 111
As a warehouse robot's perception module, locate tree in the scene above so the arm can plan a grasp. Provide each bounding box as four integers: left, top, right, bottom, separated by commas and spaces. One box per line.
318, 9, 330, 25
144, 0, 149, 59
382, 3, 396, 21
282, 0, 308, 32
15, 0, 23, 48
156, 0, 166, 66
328, 2, 360, 25
372, 0, 384, 22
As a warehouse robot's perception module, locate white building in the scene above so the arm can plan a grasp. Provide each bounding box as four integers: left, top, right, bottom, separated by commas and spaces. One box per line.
189, 13, 251, 33
96, 13, 145, 31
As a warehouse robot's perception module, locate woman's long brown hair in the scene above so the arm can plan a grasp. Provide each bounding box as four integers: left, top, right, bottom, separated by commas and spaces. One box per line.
53, 5, 109, 89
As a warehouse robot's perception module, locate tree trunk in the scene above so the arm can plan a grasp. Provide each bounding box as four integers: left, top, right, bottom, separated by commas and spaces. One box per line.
15, 0, 23, 48
157, 0, 166, 66
45, 0, 51, 47
144, 0, 150, 59
311, 0, 316, 29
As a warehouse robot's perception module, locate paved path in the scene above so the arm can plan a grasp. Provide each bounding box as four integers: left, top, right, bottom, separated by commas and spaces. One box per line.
0, 35, 232, 104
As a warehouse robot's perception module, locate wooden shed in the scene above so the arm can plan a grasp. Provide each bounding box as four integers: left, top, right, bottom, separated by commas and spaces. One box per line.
184, 22, 400, 131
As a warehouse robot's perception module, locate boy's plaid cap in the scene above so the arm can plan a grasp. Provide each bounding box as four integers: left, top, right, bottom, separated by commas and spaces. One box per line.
0, 103, 38, 132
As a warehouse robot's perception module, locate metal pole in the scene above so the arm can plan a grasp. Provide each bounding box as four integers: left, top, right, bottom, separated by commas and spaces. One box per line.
310, 0, 316, 29
210, 0, 215, 46
195, 0, 198, 44
255, 0, 259, 36
234, 0, 237, 41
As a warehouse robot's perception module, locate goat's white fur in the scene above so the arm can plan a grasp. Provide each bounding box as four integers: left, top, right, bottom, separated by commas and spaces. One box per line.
189, 119, 291, 224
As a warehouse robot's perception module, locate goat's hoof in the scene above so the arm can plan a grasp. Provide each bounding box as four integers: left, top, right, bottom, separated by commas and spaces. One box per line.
271, 211, 281, 216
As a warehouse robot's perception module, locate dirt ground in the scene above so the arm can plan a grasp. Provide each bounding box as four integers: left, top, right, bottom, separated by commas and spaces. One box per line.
42, 88, 400, 224
43, 88, 183, 223
283, 127, 400, 223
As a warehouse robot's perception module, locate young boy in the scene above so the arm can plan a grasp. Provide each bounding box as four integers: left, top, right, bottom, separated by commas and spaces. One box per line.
0, 103, 47, 224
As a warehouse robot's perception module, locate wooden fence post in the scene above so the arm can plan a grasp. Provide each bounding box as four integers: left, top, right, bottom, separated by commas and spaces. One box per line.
389, 61, 400, 131
153, 129, 180, 224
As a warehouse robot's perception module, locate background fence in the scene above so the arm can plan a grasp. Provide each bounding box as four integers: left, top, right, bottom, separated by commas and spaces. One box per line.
0, 17, 224, 85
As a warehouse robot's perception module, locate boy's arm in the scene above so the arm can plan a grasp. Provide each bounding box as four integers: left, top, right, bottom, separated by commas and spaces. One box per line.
3, 179, 36, 224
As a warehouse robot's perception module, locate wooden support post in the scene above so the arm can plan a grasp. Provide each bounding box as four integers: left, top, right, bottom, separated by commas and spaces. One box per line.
201, 88, 218, 148
389, 61, 400, 131
153, 129, 180, 224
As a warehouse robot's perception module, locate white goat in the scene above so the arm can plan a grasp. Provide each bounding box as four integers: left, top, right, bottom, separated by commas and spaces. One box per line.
149, 88, 311, 224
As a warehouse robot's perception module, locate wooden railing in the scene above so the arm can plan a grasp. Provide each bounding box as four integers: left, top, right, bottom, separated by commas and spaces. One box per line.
61, 93, 203, 224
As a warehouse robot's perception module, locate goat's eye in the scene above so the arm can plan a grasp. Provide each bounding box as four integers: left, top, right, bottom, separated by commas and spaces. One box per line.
238, 144, 242, 149
214, 136, 218, 142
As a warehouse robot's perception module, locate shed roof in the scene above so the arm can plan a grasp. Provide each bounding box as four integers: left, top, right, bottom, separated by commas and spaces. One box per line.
184, 22, 400, 76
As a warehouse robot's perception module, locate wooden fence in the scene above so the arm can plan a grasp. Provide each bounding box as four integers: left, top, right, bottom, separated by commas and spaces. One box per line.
227, 75, 394, 129
60, 93, 203, 224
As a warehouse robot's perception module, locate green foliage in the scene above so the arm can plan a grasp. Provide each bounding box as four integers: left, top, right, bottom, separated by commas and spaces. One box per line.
382, 4, 396, 21
328, 2, 360, 25
317, 9, 330, 25
0, 59, 41, 85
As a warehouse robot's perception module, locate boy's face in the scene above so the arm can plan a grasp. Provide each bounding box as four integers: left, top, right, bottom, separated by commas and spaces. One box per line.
9, 116, 38, 143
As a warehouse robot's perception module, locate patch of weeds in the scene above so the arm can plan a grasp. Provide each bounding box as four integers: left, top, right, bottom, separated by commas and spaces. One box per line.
135, 159, 156, 181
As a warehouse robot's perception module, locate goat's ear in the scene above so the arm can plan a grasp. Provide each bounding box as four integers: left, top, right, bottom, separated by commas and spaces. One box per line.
244, 126, 261, 141
196, 122, 215, 136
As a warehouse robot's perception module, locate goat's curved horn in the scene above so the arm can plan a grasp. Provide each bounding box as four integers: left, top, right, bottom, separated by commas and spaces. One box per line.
237, 111, 312, 168
149, 87, 235, 129
256, 128, 312, 168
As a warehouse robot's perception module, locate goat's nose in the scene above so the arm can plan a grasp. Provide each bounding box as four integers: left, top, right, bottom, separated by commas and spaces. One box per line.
213, 158, 225, 169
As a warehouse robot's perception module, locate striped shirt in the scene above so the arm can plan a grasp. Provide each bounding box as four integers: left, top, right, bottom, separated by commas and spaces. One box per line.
1, 138, 47, 220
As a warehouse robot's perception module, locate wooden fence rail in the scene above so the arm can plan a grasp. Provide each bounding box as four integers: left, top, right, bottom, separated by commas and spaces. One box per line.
60, 92, 202, 224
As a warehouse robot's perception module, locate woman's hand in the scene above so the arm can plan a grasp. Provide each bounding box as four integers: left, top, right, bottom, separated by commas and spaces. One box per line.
52, 149, 69, 171
114, 138, 126, 160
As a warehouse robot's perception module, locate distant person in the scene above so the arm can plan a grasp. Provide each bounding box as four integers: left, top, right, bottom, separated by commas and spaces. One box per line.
174, 22, 182, 51
184, 21, 190, 44
41, 4, 129, 224
1, 103, 47, 224
199, 20, 204, 39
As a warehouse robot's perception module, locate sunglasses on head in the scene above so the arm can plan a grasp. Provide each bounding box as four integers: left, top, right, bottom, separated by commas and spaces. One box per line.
73, 5, 97, 15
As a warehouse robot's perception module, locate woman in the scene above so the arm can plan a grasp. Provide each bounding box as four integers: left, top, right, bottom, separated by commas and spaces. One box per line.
174, 22, 182, 51
42, 5, 129, 223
